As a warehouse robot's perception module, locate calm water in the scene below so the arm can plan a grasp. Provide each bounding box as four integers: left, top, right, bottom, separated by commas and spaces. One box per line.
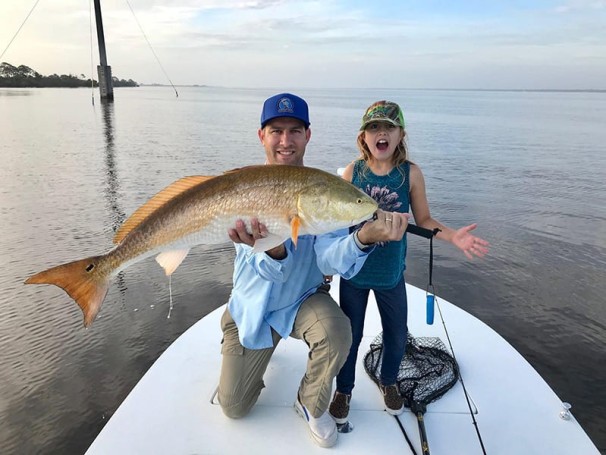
1, 87, 605, 454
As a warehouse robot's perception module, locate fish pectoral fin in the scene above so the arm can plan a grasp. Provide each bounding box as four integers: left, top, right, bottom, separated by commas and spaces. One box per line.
290, 216, 301, 248
155, 249, 191, 276
113, 175, 215, 244
252, 234, 287, 253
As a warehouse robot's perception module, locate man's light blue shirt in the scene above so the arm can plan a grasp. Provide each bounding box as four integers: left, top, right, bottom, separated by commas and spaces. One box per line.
227, 229, 371, 349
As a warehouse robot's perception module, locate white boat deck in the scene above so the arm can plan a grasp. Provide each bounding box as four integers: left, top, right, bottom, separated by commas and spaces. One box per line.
86, 279, 600, 454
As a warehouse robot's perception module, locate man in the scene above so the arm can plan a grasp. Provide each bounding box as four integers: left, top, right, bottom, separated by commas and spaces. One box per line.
218, 93, 408, 448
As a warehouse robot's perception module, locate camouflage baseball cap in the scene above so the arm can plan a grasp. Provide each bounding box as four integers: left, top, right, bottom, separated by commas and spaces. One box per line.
360, 100, 405, 131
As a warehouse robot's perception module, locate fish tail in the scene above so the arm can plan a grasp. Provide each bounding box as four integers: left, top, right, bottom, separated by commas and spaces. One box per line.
25, 255, 110, 327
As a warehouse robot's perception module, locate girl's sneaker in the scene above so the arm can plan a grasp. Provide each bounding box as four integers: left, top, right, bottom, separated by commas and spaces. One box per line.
328, 391, 351, 424
380, 384, 404, 415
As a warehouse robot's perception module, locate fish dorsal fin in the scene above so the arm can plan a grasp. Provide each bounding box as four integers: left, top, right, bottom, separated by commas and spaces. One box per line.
223, 167, 243, 175
222, 165, 261, 175
156, 249, 191, 276
113, 175, 215, 244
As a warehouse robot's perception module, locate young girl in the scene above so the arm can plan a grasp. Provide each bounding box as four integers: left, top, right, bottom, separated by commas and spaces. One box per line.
329, 100, 489, 421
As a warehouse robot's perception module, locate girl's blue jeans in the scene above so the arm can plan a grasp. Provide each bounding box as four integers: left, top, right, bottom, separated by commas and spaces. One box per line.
336, 276, 408, 395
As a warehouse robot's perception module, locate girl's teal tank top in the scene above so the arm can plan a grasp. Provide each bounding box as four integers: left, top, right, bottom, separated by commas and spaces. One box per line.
348, 159, 410, 289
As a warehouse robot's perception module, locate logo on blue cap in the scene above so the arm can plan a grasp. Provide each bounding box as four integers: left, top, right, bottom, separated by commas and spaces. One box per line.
277, 97, 294, 113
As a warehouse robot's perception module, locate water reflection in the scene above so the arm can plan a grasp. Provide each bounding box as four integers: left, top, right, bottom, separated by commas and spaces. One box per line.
0, 89, 33, 97
101, 100, 126, 232
100, 100, 127, 295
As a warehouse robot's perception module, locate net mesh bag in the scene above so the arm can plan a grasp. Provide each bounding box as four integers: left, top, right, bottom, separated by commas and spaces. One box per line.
363, 332, 459, 412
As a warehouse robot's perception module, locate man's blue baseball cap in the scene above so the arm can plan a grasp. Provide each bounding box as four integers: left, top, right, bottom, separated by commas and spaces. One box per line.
260, 93, 310, 128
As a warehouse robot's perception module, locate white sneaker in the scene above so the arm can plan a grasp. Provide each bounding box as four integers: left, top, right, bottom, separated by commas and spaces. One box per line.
294, 396, 338, 448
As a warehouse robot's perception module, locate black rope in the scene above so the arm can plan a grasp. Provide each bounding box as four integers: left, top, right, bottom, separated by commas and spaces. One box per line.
124, 0, 179, 97
0, 0, 42, 61
394, 415, 419, 455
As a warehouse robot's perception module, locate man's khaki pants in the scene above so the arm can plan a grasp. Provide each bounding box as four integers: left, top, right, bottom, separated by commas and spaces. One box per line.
217, 286, 352, 419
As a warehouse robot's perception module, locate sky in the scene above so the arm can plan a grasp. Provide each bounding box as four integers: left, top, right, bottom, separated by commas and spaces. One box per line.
1, 0, 605, 89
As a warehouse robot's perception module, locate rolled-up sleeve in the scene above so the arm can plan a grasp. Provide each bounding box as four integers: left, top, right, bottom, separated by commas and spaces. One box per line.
237, 243, 294, 283
314, 229, 373, 279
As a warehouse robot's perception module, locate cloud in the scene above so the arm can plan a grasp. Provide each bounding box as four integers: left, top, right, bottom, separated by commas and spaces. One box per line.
1, 0, 605, 88
554, 0, 606, 13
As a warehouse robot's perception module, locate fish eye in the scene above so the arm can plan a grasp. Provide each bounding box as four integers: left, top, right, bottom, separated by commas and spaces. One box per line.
357, 198, 362, 203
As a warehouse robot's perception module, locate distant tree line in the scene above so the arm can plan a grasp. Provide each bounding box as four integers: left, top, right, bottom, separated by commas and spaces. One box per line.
0, 62, 138, 88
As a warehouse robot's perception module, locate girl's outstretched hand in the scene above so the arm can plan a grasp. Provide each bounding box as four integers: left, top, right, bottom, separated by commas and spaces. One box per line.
452, 223, 490, 259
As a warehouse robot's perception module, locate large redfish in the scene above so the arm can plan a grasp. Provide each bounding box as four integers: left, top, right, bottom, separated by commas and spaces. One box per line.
25, 165, 378, 327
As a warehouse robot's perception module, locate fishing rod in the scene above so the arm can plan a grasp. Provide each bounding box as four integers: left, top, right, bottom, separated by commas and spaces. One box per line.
363, 219, 487, 453
364, 222, 439, 455
405, 224, 440, 455
408, 223, 488, 455
433, 291, 488, 455
405, 223, 435, 239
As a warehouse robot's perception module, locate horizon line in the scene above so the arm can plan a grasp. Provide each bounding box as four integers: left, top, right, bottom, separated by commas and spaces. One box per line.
137, 84, 606, 93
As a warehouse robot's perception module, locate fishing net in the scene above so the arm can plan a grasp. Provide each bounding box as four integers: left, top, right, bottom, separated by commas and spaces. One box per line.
363, 332, 459, 413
